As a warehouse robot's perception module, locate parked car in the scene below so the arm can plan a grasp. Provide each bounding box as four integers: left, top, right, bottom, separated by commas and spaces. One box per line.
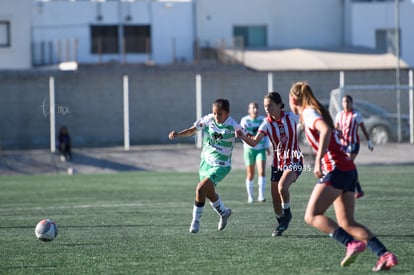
297, 99, 410, 145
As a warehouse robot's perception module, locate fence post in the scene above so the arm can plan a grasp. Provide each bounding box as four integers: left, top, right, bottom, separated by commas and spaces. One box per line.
123, 75, 130, 151
196, 74, 202, 148
409, 70, 413, 144
339, 71, 345, 99
172, 37, 176, 64
267, 72, 273, 92
49, 76, 56, 153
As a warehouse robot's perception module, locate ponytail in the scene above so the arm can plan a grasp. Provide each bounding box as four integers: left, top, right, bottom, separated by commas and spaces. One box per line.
290, 82, 334, 129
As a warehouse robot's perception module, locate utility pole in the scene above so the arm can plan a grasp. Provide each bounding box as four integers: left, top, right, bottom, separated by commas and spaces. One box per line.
395, 0, 401, 142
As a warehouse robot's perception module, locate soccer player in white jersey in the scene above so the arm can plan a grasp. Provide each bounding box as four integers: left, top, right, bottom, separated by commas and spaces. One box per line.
335, 95, 374, 198
237, 92, 303, 237
240, 102, 270, 203
168, 98, 241, 234
289, 81, 398, 272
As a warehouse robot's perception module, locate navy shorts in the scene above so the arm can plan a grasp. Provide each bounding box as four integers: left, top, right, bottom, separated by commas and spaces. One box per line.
343, 143, 360, 155
318, 168, 358, 192
271, 162, 303, 182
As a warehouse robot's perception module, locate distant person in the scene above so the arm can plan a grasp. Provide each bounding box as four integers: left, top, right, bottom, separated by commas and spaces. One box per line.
240, 102, 270, 203
237, 92, 303, 237
289, 81, 398, 272
57, 126, 72, 161
168, 98, 241, 233
335, 95, 374, 198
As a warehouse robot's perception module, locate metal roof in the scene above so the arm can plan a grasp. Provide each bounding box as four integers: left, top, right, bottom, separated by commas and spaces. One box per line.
225, 48, 410, 71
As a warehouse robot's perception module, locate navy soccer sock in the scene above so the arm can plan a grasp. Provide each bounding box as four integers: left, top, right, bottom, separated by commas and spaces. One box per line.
332, 227, 354, 246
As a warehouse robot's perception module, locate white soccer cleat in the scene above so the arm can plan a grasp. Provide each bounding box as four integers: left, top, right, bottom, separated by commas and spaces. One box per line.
218, 208, 232, 231
189, 220, 199, 233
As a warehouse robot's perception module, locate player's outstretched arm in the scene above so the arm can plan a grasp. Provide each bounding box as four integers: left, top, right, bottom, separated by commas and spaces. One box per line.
169, 126, 197, 140
236, 129, 263, 147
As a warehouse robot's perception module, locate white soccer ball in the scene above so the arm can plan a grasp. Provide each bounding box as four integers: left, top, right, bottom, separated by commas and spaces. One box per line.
35, 219, 58, 242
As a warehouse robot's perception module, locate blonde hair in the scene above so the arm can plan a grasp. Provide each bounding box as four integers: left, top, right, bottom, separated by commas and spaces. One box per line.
289, 81, 334, 129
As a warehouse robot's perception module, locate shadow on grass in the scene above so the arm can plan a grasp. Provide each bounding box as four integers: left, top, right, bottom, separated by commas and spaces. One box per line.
70, 152, 143, 172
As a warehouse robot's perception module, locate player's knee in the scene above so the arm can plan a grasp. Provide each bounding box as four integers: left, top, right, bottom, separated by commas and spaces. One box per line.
197, 179, 214, 193
338, 221, 356, 232
196, 182, 206, 194
304, 212, 315, 226
278, 183, 287, 194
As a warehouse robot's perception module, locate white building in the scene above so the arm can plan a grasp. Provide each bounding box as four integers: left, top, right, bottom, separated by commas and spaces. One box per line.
0, 0, 32, 69
30, 0, 194, 65
0, 0, 413, 69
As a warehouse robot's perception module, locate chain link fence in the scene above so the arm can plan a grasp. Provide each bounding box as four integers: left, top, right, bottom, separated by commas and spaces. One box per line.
329, 71, 414, 144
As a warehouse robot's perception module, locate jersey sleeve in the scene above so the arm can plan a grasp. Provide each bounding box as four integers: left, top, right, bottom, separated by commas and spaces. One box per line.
334, 111, 341, 125
258, 119, 268, 136
194, 114, 211, 130
231, 118, 242, 131
303, 108, 322, 130
240, 115, 248, 128
355, 111, 364, 125
287, 111, 300, 126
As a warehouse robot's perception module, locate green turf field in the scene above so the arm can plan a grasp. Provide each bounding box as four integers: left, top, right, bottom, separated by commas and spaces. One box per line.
1, 166, 413, 274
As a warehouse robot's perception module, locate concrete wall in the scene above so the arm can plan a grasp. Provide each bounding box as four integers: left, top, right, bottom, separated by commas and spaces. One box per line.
0, 64, 410, 150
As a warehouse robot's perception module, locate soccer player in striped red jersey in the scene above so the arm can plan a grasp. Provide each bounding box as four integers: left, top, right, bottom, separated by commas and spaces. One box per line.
289, 81, 398, 272
335, 95, 374, 198
237, 92, 303, 237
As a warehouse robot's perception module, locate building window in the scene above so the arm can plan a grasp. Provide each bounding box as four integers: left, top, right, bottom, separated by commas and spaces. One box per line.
233, 26, 267, 48
90, 25, 119, 54
0, 21, 11, 47
124, 25, 151, 53
376, 28, 401, 55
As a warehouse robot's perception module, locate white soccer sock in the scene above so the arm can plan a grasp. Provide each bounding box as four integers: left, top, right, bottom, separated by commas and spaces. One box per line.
258, 176, 266, 201
210, 196, 226, 216
192, 204, 203, 222
245, 179, 254, 201
282, 202, 290, 209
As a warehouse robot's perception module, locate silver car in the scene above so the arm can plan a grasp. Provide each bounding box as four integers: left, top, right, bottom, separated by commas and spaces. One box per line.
297, 100, 410, 145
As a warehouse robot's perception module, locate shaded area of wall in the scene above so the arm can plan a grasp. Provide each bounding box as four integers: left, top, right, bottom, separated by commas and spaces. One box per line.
0, 64, 409, 149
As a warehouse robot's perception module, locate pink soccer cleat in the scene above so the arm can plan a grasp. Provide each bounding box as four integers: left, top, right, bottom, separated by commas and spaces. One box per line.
341, 240, 366, 267
372, 252, 398, 272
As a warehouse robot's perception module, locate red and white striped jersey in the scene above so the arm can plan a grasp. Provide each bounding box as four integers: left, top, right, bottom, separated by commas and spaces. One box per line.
303, 107, 355, 173
258, 111, 302, 170
335, 109, 364, 145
